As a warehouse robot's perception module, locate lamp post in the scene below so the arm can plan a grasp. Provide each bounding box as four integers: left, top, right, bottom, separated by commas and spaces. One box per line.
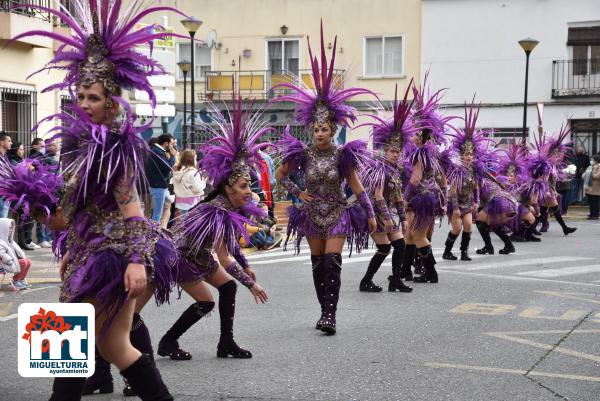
181, 17, 203, 148
518, 37, 539, 145
177, 61, 191, 148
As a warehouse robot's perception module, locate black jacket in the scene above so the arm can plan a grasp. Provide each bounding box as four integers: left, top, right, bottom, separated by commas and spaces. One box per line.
145, 145, 175, 189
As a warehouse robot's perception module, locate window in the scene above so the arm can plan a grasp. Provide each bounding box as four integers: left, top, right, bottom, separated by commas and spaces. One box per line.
176, 42, 211, 80
267, 39, 299, 75
0, 86, 37, 148
568, 26, 600, 75
364, 35, 403, 76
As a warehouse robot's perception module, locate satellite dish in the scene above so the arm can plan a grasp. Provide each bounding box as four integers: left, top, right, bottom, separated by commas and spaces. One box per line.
207, 30, 217, 49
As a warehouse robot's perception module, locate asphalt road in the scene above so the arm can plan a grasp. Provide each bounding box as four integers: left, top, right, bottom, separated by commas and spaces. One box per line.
1, 217, 599, 401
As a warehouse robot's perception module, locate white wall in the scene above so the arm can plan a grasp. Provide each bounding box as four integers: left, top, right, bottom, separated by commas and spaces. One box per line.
422, 0, 600, 104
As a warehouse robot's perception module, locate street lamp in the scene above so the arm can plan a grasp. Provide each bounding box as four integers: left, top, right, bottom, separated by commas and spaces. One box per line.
518, 37, 539, 145
181, 17, 203, 148
177, 61, 191, 148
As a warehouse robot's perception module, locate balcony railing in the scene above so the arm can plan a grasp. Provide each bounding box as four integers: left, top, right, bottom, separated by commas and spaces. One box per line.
202, 69, 344, 101
552, 59, 600, 98
0, 0, 53, 23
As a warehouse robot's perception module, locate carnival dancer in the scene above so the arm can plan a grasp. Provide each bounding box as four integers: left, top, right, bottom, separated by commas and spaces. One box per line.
358, 84, 414, 293
274, 23, 377, 335
8, 1, 188, 400
399, 80, 450, 283
533, 127, 577, 236
157, 95, 269, 361
473, 139, 519, 256
497, 144, 541, 243
442, 102, 489, 262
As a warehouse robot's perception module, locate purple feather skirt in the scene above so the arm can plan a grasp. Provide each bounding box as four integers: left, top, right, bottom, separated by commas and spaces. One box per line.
483, 191, 518, 227
285, 203, 368, 255
406, 185, 444, 231
374, 210, 400, 234
60, 234, 177, 337
174, 251, 219, 296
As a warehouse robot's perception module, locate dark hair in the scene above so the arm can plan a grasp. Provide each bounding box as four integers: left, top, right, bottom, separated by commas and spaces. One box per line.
0, 131, 9, 142
593, 154, 600, 163
201, 180, 226, 204
156, 134, 174, 146
32, 138, 44, 146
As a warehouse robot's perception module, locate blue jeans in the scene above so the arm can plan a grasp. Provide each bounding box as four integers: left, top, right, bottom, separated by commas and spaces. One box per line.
36, 222, 52, 243
0, 198, 9, 218
149, 187, 168, 222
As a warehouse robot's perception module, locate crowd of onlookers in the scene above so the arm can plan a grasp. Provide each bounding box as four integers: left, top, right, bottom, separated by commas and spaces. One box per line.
144, 133, 282, 249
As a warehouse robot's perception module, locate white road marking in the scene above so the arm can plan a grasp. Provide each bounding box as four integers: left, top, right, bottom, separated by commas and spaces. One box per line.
517, 264, 600, 278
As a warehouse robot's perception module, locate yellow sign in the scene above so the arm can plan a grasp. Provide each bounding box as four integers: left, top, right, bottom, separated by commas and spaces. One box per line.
133, 23, 174, 48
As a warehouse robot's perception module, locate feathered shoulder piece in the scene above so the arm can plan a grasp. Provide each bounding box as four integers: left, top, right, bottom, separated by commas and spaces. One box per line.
39, 101, 147, 218
0, 157, 62, 220
337, 139, 370, 179
174, 195, 265, 256
360, 82, 418, 152
200, 95, 273, 187
276, 126, 308, 171
271, 21, 375, 128
9, 0, 188, 106
411, 73, 453, 145
359, 153, 399, 195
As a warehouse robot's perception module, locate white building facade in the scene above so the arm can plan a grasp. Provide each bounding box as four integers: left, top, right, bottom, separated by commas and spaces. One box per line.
421, 0, 600, 155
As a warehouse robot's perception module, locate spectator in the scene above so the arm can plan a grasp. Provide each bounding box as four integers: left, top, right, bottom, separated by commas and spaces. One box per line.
172, 149, 206, 218
584, 154, 600, 220
28, 138, 53, 248
43, 138, 60, 168
7, 143, 38, 250
575, 146, 590, 203
0, 131, 12, 218
145, 134, 177, 222
29, 138, 45, 160
0, 218, 32, 290
257, 150, 276, 219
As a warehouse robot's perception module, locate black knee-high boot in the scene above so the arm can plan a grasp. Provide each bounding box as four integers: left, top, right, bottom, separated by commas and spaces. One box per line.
493, 227, 515, 254
388, 239, 412, 292
443, 232, 459, 260
460, 231, 472, 261
539, 206, 549, 232
82, 347, 113, 395
551, 205, 577, 235
311, 255, 326, 329
360, 244, 390, 292
413, 245, 438, 283
119, 354, 173, 401
49, 378, 86, 401
475, 221, 494, 254
123, 313, 156, 397
319, 253, 342, 335
158, 302, 215, 360
523, 221, 541, 242
217, 280, 251, 358
398, 243, 416, 281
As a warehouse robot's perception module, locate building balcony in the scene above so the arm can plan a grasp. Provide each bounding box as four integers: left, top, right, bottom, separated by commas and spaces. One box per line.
201, 69, 344, 101
552, 59, 600, 99
0, 0, 57, 48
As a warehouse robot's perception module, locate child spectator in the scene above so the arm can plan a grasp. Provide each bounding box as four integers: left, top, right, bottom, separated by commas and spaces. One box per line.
172, 149, 206, 218
0, 218, 32, 290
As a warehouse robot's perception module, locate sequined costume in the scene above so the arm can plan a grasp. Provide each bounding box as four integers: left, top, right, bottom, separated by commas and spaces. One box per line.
280, 138, 371, 253
447, 165, 478, 217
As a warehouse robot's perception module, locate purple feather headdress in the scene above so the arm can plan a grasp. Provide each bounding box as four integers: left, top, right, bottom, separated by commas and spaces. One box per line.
411, 73, 453, 145
527, 125, 571, 180
0, 157, 62, 220
361, 82, 419, 152
271, 21, 375, 128
498, 142, 528, 179
448, 98, 495, 159
200, 95, 274, 187
8, 0, 188, 106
